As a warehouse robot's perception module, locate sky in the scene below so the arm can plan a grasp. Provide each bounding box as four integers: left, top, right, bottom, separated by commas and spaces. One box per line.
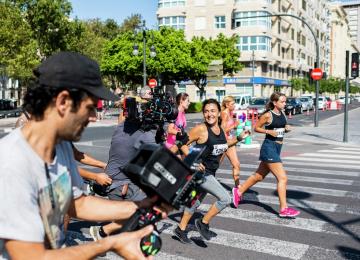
69, 0, 158, 29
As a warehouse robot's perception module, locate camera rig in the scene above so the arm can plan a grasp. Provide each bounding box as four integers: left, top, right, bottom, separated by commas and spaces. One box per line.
119, 144, 205, 256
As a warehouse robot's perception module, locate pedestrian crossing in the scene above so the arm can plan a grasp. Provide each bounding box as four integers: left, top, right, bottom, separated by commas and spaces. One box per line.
68, 144, 360, 260
154, 144, 360, 259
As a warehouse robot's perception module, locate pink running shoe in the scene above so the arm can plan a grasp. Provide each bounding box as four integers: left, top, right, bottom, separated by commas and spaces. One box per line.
279, 207, 300, 218
232, 187, 242, 208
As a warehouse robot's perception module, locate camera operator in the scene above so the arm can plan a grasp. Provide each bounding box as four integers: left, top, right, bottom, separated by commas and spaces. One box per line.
89, 87, 158, 241
0, 52, 168, 260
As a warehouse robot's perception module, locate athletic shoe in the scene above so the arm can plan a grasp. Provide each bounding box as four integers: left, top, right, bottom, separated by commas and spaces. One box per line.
173, 226, 193, 244
195, 218, 212, 240
89, 226, 102, 241
279, 207, 300, 218
232, 187, 242, 208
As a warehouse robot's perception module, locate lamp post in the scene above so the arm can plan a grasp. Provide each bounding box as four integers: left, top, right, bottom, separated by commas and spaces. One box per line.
235, 13, 321, 127
0, 64, 6, 100
133, 20, 156, 88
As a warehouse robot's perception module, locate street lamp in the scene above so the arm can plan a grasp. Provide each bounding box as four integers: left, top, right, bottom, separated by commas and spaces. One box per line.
0, 64, 6, 100
234, 13, 321, 127
133, 20, 156, 88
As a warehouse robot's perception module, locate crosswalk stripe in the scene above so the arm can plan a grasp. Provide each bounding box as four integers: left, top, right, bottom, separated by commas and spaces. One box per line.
318, 149, 360, 155
158, 220, 309, 259
238, 163, 360, 177
217, 169, 356, 186
283, 157, 360, 165
158, 220, 359, 260
282, 160, 360, 170
241, 193, 359, 215
196, 204, 348, 236
333, 147, 360, 152
217, 178, 360, 199
298, 153, 360, 159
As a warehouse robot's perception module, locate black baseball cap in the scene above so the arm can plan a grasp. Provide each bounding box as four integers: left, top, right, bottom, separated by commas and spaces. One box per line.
34, 51, 119, 101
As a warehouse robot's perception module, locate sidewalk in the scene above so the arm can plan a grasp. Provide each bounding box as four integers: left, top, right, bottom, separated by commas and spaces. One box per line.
286, 107, 360, 146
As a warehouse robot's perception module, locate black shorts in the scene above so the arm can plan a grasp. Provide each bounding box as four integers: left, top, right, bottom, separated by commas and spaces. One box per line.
259, 139, 282, 163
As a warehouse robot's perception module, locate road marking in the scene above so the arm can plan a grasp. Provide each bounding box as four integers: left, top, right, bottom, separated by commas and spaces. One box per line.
333, 147, 360, 152
240, 193, 359, 215
282, 160, 360, 170
217, 169, 355, 186
218, 178, 360, 199
238, 163, 360, 177
197, 204, 345, 235
283, 157, 360, 165
158, 220, 309, 260
299, 153, 360, 159
318, 149, 360, 155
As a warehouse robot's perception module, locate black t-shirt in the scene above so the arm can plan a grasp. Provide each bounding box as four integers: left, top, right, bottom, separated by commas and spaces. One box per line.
198, 124, 228, 175
105, 120, 156, 189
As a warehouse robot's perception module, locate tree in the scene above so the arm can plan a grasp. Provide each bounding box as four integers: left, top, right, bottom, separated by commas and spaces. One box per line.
12, 0, 83, 58
0, 2, 39, 80
119, 14, 142, 33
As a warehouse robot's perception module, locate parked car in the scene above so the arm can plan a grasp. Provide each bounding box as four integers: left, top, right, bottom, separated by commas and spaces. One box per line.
299, 97, 312, 111
354, 95, 360, 102
337, 96, 351, 105
300, 94, 314, 109
233, 94, 251, 110
285, 97, 303, 115
313, 96, 327, 110
247, 97, 269, 118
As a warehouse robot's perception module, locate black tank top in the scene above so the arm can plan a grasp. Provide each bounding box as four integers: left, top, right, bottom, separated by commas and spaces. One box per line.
198, 124, 228, 175
265, 110, 287, 142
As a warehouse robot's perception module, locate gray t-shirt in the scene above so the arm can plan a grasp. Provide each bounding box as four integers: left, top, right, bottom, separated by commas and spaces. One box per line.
106, 121, 156, 190
0, 129, 84, 259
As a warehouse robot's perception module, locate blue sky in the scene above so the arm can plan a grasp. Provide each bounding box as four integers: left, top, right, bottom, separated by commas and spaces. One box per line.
69, 0, 158, 29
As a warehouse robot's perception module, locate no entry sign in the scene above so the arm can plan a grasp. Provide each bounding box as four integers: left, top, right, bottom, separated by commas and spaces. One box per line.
311, 68, 323, 81
148, 78, 157, 88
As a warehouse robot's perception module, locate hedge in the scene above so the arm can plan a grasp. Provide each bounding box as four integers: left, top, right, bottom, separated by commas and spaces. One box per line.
187, 102, 203, 113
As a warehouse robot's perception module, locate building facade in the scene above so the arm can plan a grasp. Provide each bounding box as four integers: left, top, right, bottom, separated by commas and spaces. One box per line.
157, 0, 331, 101
329, 3, 359, 78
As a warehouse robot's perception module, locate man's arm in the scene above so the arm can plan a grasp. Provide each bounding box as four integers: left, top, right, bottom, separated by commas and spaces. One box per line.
5, 225, 154, 260
78, 167, 112, 186
72, 145, 107, 169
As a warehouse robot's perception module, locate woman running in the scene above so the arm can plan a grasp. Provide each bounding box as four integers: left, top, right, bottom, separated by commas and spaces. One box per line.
235, 92, 300, 217
220, 96, 242, 208
173, 99, 250, 243
165, 92, 190, 155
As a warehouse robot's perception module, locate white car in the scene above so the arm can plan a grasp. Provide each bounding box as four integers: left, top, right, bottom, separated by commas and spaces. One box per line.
354, 95, 360, 102
313, 96, 327, 110
299, 97, 312, 111
337, 96, 351, 105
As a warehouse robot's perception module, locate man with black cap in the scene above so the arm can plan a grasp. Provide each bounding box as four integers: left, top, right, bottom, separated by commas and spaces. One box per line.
0, 51, 166, 259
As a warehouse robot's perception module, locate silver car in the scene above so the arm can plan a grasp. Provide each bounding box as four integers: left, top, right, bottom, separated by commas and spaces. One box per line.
247, 98, 269, 118
299, 97, 312, 111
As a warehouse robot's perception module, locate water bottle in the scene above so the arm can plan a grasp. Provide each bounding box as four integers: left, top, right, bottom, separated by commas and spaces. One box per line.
236, 119, 244, 137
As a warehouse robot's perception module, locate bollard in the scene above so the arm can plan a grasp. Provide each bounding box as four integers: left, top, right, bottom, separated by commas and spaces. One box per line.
288, 111, 292, 119
306, 107, 310, 116
244, 120, 252, 145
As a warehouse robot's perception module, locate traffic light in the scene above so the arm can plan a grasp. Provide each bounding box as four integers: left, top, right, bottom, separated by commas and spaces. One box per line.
351, 53, 359, 78
308, 69, 313, 84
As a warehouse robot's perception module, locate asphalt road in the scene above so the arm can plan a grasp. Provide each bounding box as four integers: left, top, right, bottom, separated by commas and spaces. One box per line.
68, 112, 360, 260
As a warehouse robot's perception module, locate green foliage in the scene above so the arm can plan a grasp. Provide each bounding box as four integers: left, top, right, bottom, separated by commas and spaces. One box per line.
119, 14, 142, 33
0, 2, 39, 80
187, 102, 203, 113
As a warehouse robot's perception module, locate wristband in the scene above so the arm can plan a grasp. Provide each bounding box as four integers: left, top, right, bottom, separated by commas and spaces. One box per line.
236, 135, 243, 142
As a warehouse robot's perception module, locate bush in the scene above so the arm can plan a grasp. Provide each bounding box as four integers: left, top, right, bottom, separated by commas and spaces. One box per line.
187, 102, 203, 113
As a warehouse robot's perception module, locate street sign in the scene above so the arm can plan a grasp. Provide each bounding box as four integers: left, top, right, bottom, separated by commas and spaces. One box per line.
310, 68, 323, 81
148, 78, 157, 88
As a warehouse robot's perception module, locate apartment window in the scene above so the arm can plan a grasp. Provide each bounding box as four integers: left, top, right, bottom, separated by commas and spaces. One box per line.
278, 0, 281, 12
235, 0, 271, 2
158, 16, 186, 30
214, 16, 226, 29
237, 36, 271, 51
234, 11, 271, 28
291, 48, 294, 60
302, 0, 306, 11
278, 43, 281, 56
278, 21, 281, 34
282, 47, 285, 59
291, 28, 294, 40
301, 35, 306, 46
158, 0, 185, 8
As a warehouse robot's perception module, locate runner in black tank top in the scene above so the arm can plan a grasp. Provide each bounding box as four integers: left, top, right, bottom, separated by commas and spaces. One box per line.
173, 99, 250, 243
234, 92, 300, 218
